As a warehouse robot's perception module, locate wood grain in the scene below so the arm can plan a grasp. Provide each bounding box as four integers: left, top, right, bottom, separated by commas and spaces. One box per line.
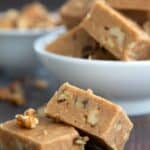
126, 115, 150, 150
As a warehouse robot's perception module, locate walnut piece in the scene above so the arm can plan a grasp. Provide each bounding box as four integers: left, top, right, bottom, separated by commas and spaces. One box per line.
57, 91, 72, 102
87, 109, 99, 126
109, 27, 125, 46
75, 97, 88, 109
15, 108, 39, 129
74, 136, 89, 145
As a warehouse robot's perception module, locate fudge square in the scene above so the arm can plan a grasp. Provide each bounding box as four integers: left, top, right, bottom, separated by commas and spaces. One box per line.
81, 1, 150, 60
45, 83, 133, 150
46, 26, 116, 60
0, 117, 83, 150
60, 0, 94, 28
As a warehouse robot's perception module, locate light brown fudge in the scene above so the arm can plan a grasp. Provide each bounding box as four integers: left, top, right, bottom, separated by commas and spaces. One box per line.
46, 26, 116, 60
81, 1, 150, 60
45, 83, 133, 150
60, 0, 150, 28
60, 0, 93, 28
0, 117, 83, 150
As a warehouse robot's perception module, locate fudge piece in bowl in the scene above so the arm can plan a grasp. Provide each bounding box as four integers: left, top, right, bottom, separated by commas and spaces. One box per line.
81, 1, 150, 60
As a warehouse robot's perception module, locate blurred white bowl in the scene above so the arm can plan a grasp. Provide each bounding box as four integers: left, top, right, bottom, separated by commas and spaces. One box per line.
34, 27, 150, 116
0, 27, 62, 76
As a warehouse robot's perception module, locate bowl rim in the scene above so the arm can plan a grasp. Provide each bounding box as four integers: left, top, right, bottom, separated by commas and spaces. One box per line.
34, 26, 150, 67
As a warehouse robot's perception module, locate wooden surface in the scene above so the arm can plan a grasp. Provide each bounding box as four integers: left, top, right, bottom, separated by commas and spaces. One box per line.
126, 115, 150, 150
0, 67, 149, 150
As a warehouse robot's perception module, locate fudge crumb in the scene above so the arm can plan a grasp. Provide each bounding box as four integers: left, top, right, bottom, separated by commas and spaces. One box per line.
15, 108, 39, 129
87, 89, 93, 94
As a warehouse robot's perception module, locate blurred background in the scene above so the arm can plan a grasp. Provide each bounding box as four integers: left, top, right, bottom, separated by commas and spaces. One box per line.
0, 0, 66, 10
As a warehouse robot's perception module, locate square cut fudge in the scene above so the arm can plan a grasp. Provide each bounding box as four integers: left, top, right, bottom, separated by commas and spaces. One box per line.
81, 1, 150, 60
60, 0, 94, 28
46, 26, 116, 60
45, 83, 133, 150
0, 117, 83, 150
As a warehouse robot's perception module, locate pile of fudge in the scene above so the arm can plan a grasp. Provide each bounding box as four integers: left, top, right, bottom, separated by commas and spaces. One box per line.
0, 83, 133, 150
46, 0, 150, 61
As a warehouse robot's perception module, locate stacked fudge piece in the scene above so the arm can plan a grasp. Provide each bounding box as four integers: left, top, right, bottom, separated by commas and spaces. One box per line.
0, 83, 133, 150
0, 107, 88, 150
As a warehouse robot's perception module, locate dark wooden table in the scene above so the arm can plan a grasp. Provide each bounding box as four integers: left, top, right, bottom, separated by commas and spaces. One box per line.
0, 67, 149, 150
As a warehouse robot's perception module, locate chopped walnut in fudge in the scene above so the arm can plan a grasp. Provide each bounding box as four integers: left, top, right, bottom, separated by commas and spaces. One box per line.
87, 109, 99, 126
15, 108, 39, 129
74, 136, 89, 150
82, 43, 116, 60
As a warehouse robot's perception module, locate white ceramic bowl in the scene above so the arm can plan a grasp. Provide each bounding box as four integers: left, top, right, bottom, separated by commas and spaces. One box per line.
0, 27, 62, 76
34, 27, 150, 116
